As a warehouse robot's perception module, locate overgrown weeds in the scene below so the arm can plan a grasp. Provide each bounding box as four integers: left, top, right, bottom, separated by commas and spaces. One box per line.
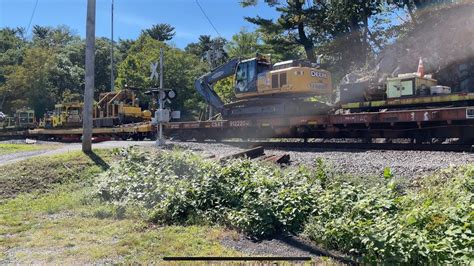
96, 147, 473, 264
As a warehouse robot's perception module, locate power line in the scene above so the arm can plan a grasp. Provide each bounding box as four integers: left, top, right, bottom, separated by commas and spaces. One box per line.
195, 0, 221, 37
26, 0, 39, 34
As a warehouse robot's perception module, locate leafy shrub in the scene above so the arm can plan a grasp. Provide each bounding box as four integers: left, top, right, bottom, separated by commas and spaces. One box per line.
96, 148, 323, 237
304, 167, 473, 264
96, 148, 473, 263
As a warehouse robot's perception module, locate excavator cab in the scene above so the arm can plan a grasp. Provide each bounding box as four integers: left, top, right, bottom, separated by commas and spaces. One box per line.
235, 55, 272, 95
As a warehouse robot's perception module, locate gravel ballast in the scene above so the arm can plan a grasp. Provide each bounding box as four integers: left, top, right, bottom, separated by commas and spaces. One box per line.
171, 141, 474, 178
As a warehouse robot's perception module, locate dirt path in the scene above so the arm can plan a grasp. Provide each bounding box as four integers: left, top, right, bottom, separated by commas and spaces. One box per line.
0, 141, 156, 166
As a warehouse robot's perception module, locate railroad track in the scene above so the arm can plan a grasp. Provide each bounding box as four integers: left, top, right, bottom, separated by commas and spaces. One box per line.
219, 141, 474, 152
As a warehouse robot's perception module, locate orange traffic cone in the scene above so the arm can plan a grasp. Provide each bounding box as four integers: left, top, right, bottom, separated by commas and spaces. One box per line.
417, 57, 425, 78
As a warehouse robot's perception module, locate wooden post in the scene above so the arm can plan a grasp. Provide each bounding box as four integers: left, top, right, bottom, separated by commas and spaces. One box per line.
83, 0, 96, 152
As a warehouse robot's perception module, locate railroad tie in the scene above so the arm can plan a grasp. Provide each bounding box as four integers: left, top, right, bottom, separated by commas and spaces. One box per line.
260, 154, 291, 165
219, 146, 265, 162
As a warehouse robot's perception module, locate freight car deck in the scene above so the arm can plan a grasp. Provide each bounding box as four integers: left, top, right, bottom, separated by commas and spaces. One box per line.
25, 122, 154, 141
164, 106, 474, 142
3, 106, 473, 145
0, 129, 29, 140
341, 92, 474, 111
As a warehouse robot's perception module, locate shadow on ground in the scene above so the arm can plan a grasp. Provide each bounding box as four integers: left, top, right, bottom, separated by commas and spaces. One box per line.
85, 151, 110, 170
221, 234, 355, 264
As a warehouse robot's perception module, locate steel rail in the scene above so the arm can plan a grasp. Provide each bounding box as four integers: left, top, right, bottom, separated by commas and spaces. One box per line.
218, 141, 474, 152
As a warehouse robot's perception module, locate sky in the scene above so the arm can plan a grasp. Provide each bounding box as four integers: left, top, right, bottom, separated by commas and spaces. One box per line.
0, 0, 279, 48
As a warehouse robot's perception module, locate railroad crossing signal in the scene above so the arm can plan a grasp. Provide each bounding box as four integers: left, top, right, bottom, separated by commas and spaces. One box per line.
166, 89, 177, 100
150, 62, 159, 81
159, 89, 177, 101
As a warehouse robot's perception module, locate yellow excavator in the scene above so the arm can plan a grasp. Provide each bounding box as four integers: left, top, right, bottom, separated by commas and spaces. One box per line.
194, 54, 333, 118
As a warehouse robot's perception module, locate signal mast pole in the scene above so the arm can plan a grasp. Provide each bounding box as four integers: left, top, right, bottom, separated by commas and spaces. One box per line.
110, 0, 115, 92
157, 48, 165, 146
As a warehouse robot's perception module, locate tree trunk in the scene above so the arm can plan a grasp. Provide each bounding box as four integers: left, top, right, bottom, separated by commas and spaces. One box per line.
293, 0, 315, 62
0, 94, 6, 110
297, 22, 316, 62
363, 15, 382, 52
404, 0, 418, 24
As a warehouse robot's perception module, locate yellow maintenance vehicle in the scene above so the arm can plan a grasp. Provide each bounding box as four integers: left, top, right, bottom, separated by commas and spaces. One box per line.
39, 89, 151, 129
194, 54, 333, 118
0, 108, 36, 130
41, 102, 83, 128
93, 89, 151, 127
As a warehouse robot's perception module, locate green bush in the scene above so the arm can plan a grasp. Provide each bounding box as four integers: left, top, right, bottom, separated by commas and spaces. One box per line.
95, 148, 473, 263
304, 168, 473, 264
96, 148, 322, 237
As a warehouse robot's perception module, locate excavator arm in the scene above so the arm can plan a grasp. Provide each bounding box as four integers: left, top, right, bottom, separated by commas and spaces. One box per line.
194, 58, 240, 113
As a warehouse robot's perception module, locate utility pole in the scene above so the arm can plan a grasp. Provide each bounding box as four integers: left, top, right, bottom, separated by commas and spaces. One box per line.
83, 0, 96, 152
110, 0, 115, 92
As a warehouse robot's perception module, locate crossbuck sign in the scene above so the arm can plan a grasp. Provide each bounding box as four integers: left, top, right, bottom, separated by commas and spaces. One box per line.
150, 62, 159, 81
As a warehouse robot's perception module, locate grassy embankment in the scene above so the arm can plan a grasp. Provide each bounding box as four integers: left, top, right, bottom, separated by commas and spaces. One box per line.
0, 149, 239, 264
0, 143, 59, 155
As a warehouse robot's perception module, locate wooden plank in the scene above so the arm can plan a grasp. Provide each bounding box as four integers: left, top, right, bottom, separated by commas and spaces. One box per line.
220, 146, 264, 162
262, 154, 290, 165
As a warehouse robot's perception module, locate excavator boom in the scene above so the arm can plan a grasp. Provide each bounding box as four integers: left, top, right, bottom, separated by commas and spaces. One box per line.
194, 58, 240, 113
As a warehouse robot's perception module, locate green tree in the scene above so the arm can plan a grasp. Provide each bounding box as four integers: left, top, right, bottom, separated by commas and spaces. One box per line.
1, 25, 127, 114
48, 39, 85, 98
116, 35, 207, 119
185, 35, 213, 57
226, 28, 262, 58
241, 0, 389, 82
144, 23, 175, 41
94, 37, 120, 93
117, 38, 135, 61
32, 25, 78, 48
242, 0, 326, 62
0, 27, 26, 111
32, 25, 50, 40
3, 47, 57, 115
185, 35, 228, 67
